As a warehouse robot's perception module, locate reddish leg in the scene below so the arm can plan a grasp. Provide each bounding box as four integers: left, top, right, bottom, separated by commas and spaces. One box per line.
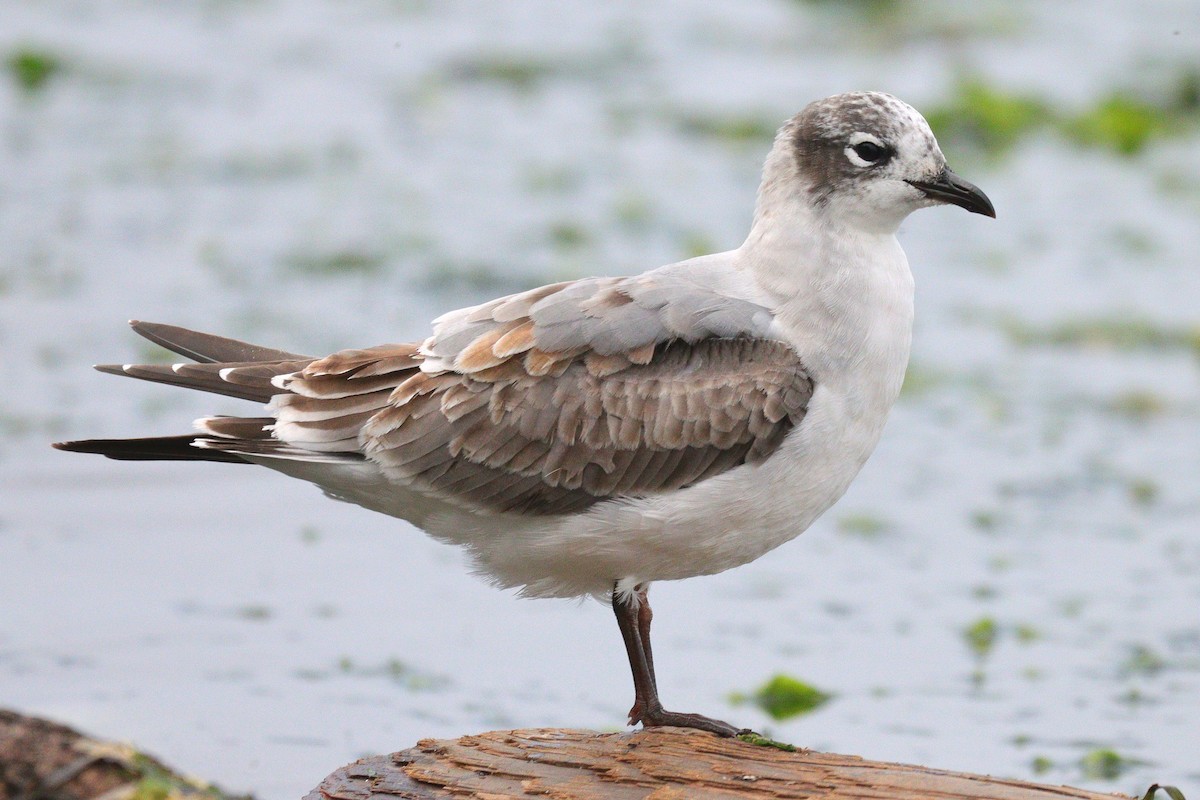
611, 583, 747, 737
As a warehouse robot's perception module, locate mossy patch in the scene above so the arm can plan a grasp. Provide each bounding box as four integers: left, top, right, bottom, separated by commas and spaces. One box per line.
7, 46, 62, 93
677, 231, 718, 260
837, 512, 889, 538
733, 674, 832, 720
963, 616, 998, 658
548, 221, 590, 250
927, 69, 1200, 157
1106, 391, 1168, 422
1064, 93, 1169, 156
998, 315, 1200, 358
674, 112, 778, 145
1080, 747, 1131, 780
446, 55, 558, 91
899, 362, 949, 398
969, 509, 1002, 533
1120, 644, 1166, 677
925, 78, 1051, 155
422, 259, 542, 294
283, 249, 387, 276
333, 656, 450, 691
737, 732, 798, 752
1126, 477, 1159, 507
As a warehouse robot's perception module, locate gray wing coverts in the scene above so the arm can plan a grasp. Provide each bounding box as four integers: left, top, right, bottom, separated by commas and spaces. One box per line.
272, 276, 814, 515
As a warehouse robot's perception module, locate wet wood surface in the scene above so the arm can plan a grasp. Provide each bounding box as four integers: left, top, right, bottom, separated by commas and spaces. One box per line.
306, 727, 1133, 800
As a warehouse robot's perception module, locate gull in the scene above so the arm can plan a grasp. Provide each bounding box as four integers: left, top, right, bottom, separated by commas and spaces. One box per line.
56, 92, 994, 737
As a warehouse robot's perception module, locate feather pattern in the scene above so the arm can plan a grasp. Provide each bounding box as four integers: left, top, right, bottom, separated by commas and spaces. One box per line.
60, 274, 814, 517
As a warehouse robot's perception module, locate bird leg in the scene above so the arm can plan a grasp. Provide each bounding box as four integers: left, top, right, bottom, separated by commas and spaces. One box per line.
611, 583, 747, 737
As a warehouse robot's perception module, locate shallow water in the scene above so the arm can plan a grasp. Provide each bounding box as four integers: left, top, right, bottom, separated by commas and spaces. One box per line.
2, 2, 1199, 798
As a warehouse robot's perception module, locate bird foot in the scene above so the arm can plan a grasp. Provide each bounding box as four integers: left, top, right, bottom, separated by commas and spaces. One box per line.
637, 707, 750, 738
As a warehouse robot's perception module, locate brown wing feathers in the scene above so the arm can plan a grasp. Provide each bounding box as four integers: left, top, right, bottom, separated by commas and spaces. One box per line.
315, 336, 815, 515
57, 285, 813, 514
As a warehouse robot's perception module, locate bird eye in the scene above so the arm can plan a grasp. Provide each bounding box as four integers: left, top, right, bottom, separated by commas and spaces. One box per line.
852, 141, 889, 163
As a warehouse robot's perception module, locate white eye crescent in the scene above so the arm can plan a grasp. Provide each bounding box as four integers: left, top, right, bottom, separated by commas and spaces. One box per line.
844, 132, 891, 167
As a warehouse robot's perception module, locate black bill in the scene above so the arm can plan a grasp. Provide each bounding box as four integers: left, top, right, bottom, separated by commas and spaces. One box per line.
906, 169, 996, 218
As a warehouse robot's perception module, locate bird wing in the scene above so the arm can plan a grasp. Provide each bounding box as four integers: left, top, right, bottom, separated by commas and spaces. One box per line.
263, 275, 813, 515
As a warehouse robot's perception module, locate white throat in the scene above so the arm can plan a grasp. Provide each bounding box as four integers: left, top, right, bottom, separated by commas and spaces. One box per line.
736, 182, 916, 413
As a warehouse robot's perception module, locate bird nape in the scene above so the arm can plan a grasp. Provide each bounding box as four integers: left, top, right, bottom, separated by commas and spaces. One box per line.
55, 92, 993, 736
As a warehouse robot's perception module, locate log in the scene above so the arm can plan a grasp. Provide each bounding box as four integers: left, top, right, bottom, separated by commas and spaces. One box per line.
0, 708, 249, 800
306, 727, 1133, 800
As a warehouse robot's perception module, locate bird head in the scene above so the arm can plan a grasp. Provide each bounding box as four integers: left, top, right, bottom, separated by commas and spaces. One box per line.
762, 91, 994, 234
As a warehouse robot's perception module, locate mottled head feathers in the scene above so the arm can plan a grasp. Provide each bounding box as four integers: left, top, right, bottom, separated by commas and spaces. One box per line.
759, 91, 967, 233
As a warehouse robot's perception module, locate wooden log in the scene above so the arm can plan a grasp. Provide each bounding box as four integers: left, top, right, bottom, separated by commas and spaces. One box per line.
306, 727, 1133, 800
0, 708, 249, 800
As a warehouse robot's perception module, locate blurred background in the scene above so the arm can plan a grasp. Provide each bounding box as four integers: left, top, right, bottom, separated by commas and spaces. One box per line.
2, 1, 1198, 797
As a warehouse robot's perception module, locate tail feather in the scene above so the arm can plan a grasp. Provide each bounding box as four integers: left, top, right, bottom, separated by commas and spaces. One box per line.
129, 320, 310, 363
96, 359, 311, 402
53, 435, 250, 463
56, 322, 365, 465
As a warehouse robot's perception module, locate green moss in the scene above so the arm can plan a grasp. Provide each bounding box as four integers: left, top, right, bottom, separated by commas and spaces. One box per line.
448, 55, 557, 91
548, 221, 590, 250
331, 657, 450, 691
924, 78, 1052, 155
969, 509, 1001, 533
1106, 391, 1168, 421
1064, 94, 1168, 156
1128, 477, 1160, 507
735, 674, 832, 720
737, 732, 798, 751
899, 362, 948, 398
422, 260, 537, 294
678, 232, 718, 260
1121, 644, 1166, 676
283, 249, 386, 276
7, 47, 62, 93
999, 315, 1200, 357
675, 113, 778, 145
123, 750, 247, 800
1080, 748, 1128, 780
612, 193, 654, 231
837, 512, 889, 538
926, 69, 1200, 158
964, 617, 998, 658
128, 777, 174, 800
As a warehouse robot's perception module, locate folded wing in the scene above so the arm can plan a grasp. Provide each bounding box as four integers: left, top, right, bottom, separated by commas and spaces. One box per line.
269, 276, 813, 515
58, 276, 814, 517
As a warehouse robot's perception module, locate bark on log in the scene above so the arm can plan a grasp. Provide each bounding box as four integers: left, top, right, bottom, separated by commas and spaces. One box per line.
307, 728, 1132, 800
0, 708, 249, 800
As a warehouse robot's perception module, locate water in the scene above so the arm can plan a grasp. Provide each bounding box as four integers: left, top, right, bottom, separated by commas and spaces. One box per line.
2, 1, 1198, 798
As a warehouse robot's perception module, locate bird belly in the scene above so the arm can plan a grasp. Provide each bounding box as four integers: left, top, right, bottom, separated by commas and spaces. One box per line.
255, 362, 904, 601
425, 376, 898, 599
